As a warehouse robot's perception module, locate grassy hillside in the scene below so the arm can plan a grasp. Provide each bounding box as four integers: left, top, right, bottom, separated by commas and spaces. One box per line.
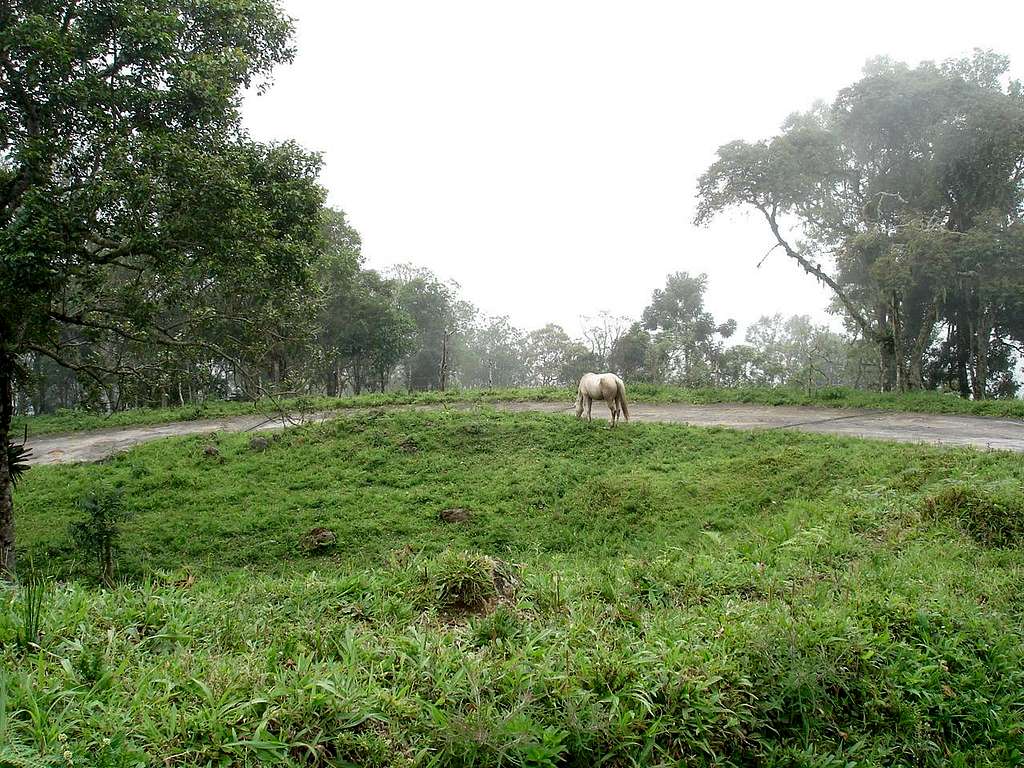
13, 384, 1024, 436
4, 410, 1024, 766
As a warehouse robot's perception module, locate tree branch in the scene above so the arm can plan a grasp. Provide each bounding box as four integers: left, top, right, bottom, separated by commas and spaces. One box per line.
758, 205, 882, 342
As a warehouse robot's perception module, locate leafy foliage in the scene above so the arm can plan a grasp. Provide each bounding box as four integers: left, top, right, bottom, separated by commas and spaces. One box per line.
0, 0, 327, 576
641, 272, 736, 385
4, 436, 30, 490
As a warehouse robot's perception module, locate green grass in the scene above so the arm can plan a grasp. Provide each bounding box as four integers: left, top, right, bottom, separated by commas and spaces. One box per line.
9, 388, 567, 436
4, 409, 1024, 766
13, 384, 1024, 437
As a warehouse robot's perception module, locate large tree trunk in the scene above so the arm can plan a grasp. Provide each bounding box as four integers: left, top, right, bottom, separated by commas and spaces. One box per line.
954, 311, 972, 398
971, 310, 992, 400
891, 293, 907, 392
352, 359, 362, 395
907, 302, 938, 391
438, 330, 451, 391
879, 336, 897, 392
0, 355, 16, 579
32, 354, 46, 415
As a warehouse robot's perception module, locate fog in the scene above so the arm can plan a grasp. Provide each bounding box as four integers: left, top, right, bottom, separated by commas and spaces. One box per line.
242, 1, 1023, 336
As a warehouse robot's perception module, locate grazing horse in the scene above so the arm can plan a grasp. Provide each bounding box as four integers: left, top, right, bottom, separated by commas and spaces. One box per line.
575, 372, 630, 426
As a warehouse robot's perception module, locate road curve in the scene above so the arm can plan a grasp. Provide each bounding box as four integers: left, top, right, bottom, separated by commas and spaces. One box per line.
24, 401, 1024, 466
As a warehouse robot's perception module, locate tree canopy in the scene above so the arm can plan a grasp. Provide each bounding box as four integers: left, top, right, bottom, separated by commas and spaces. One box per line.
0, 0, 322, 576
696, 50, 1024, 396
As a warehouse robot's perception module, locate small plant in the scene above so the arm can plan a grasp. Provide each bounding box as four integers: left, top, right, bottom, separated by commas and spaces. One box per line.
72, 643, 107, 687
68, 489, 133, 586
434, 551, 498, 613
469, 604, 521, 646
6, 427, 32, 489
14, 570, 46, 652
0, 673, 57, 767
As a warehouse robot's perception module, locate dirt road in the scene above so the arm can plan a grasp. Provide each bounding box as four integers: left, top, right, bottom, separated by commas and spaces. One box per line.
24, 401, 1024, 466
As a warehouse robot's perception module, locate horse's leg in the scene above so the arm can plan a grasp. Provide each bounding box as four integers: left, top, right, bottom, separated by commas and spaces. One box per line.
607, 397, 617, 427
586, 395, 593, 422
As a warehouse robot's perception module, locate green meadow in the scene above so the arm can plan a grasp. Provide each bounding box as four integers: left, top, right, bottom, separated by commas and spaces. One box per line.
4, 409, 1024, 766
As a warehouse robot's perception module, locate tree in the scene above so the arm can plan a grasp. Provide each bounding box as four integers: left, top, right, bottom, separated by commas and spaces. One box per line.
0, 1, 321, 577
460, 315, 529, 389
641, 272, 736, 386
608, 322, 653, 382
391, 266, 462, 391
558, 343, 604, 387
696, 50, 1024, 396
743, 314, 852, 391
579, 311, 631, 364
358, 272, 417, 393
316, 209, 364, 394
524, 324, 575, 387
316, 209, 414, 395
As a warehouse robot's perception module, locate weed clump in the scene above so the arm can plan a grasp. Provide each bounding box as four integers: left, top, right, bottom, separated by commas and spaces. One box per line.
12, 571, 46, 652
922, 484, 1024, 547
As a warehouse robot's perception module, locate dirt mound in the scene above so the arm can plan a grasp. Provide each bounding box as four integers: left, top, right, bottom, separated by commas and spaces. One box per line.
433, 551, 519, 614
439, 508, 473, 523
301, 527, 337, 552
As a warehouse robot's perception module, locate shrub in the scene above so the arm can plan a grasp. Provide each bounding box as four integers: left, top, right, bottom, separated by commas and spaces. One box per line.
68, 489, 133, 586
6, 427, 32, 489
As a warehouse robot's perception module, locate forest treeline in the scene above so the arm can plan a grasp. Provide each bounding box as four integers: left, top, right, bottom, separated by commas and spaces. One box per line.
11, 199, 893, 412
15, 233, 1016, 416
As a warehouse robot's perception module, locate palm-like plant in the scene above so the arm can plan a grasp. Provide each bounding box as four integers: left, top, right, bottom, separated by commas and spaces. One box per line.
6, 428, 31, 488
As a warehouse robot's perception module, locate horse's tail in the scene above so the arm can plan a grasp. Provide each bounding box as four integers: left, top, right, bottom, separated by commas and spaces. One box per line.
617, 378, 629, 422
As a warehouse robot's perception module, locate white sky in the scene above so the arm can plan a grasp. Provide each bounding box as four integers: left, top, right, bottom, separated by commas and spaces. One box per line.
242, 1, 1024, 339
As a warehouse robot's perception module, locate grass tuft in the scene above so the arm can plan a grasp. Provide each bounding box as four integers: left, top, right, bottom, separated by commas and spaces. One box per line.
431, 550, 517, 614
922, 483, 1024, 547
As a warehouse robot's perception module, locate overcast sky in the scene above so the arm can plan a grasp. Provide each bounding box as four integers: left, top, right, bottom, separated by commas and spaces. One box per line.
242, 1, 1023, 339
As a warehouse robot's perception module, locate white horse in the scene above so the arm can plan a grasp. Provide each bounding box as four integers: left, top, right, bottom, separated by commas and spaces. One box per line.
575, 372, 630, 426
